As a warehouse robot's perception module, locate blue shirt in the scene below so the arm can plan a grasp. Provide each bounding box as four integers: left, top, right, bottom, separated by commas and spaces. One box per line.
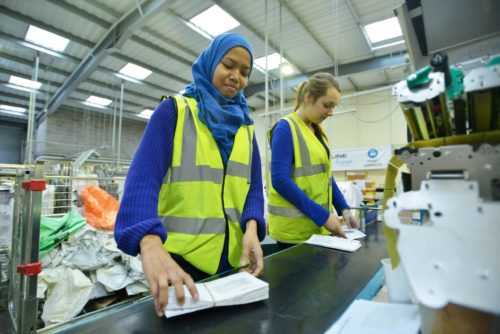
270, 119, 349, 226
114, 99, 266, 272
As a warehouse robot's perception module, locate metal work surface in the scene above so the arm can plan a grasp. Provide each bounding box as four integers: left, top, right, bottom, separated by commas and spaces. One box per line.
46, 222, 386, 334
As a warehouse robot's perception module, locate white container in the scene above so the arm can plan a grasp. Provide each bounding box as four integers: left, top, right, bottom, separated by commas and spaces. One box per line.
381, 258, 414, 303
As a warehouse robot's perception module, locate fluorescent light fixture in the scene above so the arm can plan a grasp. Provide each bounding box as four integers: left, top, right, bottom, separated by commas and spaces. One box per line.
254, 53, 288, 71
0, 104, 26, 112
364, 17, 402, 44
189, 5, 240, 36
281, 64, 295, 75
370, 40, 405, 51
9, 75, 42, 90
178, 89, 186, 95
82, 101, 109, 109
86, 95, 112, 106
118, 63, 152, 80
138, 109, 154, 119
25, 25, 70, 52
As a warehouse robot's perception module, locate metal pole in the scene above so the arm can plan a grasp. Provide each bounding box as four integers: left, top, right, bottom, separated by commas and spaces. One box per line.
111, 90, 117, 154
264, 0, 270, 195
25, 53, 39, 164
117, 81, 124, 168
279, 2, 284, 111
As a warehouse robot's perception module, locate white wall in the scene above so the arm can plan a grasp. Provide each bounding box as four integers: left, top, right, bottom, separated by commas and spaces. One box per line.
252, 86, 408, 187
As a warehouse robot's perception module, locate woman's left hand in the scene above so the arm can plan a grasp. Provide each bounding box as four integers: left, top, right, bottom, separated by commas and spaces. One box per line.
240, 219, 264, 276
342, 209, 359, 229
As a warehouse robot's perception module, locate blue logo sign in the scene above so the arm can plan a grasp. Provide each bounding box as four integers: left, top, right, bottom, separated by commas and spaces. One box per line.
367, 148, 378, 158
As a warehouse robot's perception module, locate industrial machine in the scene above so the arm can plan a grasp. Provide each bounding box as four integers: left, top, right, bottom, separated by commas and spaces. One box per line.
384, 46, 500, 332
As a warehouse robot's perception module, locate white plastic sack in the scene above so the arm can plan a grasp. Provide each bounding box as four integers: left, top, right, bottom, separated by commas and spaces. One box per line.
38, 268, 93, 325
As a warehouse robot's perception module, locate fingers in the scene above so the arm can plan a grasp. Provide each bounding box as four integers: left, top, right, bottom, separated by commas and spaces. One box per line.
184, 274, 199, 301
156, 276, 169, 316
240, 246, 249, 267
172, 276, 185, 306
251, 253, 264, 277
336, 228, 347, 239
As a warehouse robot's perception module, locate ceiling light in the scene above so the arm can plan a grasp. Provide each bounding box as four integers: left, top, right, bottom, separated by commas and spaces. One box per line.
254, 53, 288, 71
25, 25, 70, 52
364, 17, 402, 44
189, 5, 240, 36
281, 64, 295, 75
9, 75, 42, 90
86, 95, 112, 106
118, 63, 152, 80
138, 109, 154, 119
370, 40, 405, 51
0, 104, 26, 112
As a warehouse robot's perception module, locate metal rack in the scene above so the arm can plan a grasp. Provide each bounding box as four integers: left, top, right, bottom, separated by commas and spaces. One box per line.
1, 160, 128, 333
7, 161, 45, 334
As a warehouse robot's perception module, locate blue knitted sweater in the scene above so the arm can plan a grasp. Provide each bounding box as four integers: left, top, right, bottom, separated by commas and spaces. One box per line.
114, 99, 266, 272
270, 119, 349, 226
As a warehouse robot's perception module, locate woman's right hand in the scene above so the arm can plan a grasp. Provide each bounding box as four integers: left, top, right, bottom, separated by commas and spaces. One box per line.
323, 213, 347, 238
139, 235, 199, 317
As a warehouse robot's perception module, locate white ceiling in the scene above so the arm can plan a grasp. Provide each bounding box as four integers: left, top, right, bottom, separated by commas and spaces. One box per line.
0, 0, 410, 123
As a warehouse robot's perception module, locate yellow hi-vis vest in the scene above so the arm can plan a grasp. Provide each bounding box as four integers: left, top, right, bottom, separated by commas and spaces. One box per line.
268, 112, 332, 243
158, 96, 254, 275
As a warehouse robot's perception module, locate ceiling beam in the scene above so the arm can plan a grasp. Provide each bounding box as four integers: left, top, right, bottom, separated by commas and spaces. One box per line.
346, 77, 359, 91
0, 51, 164, 103
245, 52, 408, 97
211, 0, 305, 72
44, 0, 170, 116
279, 0, 337, 63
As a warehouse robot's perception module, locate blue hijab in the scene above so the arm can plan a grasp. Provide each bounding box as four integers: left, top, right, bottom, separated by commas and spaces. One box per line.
183, 33, 254, 166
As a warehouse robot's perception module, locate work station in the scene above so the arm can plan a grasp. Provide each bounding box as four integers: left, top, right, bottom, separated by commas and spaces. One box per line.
0, 0, 499, 333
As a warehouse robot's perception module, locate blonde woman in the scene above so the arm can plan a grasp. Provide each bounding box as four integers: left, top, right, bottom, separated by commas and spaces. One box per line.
268, 72, 358, 250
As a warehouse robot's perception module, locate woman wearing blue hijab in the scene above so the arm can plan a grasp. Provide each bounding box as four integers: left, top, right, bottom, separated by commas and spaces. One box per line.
115, 33, 266, 317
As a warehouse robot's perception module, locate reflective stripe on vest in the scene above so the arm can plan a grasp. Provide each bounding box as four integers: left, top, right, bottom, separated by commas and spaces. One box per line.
268, 112, 332, 243
158, 96, 253, 274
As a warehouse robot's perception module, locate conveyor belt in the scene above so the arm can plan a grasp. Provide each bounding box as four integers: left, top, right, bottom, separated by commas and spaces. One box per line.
44, 222, 387, 334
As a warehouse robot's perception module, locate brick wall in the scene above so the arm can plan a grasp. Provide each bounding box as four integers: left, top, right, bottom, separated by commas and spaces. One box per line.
33, 108, 146, 162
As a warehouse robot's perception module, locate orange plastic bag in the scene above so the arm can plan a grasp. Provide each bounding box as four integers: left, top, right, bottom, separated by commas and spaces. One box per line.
81, 185, 120, 230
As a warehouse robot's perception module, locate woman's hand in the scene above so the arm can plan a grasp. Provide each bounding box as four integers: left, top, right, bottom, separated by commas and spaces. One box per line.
240, 220, 264, 276
342, 209, 359, 229
324, 213, 347, 238
140, 235, 199, 317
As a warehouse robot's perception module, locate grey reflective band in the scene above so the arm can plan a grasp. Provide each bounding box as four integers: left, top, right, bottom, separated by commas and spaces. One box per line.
170, 165, 223, 183
287, 117, 329, 179
164, 97, 251, 186
161, 216, 226, 234
269, 203, 329, 218
288, 117, 311, 166
268, 205, 304, 218
292, 164, 327, 177
164, 98, 225, 184
224, 207, 241, 223
226, 160, 250, 180
246, 127, 253, 183
181, 99, 197, 166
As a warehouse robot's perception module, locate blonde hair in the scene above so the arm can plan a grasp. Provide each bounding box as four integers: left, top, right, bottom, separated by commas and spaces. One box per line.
294, 72, 341, 111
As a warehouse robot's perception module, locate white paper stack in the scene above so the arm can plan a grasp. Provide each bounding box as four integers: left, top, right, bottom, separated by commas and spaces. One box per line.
342, 227, 366, 240
164, 272, 269, 318
325, 299, 420, 334
305, 234, 362, 252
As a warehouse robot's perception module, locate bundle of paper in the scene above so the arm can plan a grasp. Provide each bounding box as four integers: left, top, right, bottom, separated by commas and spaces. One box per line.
164, 272, 269, 318
342, 227, 366, 240
305, 234, 362, 252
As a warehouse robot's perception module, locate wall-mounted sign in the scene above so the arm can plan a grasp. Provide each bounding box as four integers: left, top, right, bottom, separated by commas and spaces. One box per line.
332, 145, 392, 171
